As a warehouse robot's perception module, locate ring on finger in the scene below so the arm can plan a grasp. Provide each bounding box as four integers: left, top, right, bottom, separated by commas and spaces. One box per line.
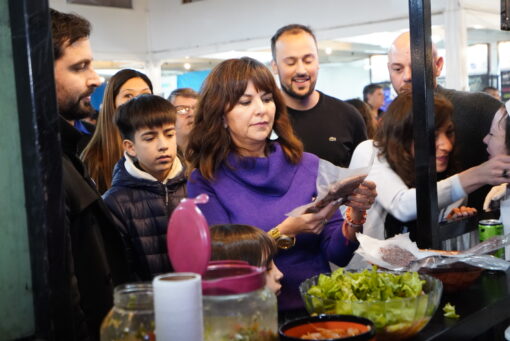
503, 169, 509, 178
322, 218, 328, 225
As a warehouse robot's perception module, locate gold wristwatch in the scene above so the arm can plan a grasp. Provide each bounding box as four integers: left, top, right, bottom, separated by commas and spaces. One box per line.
268, 227, 296, 250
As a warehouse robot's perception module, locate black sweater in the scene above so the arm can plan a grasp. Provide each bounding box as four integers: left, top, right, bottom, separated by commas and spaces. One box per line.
287, 91, 367, 167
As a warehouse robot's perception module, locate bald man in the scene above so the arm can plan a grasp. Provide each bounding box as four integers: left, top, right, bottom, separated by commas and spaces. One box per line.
387, 32, 503, 210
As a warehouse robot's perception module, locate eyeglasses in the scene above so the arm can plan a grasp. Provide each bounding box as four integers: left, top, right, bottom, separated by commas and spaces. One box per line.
175, 105, 195, 115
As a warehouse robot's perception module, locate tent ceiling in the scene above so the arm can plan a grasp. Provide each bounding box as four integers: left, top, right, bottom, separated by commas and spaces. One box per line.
52, 0, 504, 73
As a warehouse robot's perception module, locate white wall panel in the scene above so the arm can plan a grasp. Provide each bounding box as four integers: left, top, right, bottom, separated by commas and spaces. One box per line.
49, 0, 149, 61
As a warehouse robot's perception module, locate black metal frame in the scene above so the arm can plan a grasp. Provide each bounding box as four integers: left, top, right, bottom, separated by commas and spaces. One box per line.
408, 0, 440, 249
408, 1, 499, 250
502, 0, 510, 31
9, 1, 63, 339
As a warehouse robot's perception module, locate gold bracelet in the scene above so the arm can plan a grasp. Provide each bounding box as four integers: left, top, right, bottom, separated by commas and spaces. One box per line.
267, 227, 296, 250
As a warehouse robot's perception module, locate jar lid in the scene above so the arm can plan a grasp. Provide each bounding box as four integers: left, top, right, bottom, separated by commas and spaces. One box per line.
167, 194, 266, 294
167, 194, 211, 275
202, 262, 266, 295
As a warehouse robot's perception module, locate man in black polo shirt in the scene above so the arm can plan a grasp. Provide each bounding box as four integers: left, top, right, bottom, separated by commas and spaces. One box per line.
271, 24, 367, 167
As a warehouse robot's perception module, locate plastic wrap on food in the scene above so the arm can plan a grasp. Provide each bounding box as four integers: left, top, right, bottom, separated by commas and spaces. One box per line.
407, 254, 510, 272
355, 233, 510, 272
355, 233, 437, 270
460, 233, 510, 256
287, 160, 370, 217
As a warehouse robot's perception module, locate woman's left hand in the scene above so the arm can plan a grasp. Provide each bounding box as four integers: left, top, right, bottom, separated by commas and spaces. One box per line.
341, 180, 377, 242
344, 180, 377, 211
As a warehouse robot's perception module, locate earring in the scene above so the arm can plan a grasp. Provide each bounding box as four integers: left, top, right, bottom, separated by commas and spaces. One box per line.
269, 129, 278, 140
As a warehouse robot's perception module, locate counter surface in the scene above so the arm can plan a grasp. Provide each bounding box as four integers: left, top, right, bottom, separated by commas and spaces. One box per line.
410, 269, 510, 340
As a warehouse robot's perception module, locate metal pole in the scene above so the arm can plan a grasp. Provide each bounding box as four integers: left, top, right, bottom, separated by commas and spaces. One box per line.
408, 0, 440, 249
9, 1, 64, 338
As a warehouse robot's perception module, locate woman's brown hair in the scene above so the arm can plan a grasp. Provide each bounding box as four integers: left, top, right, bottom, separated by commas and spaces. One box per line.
346, 98, 377, 139
210, 224, 277, 269
80, 69, 153, 193
374, 92, 455, 187
185, 57, 303, 180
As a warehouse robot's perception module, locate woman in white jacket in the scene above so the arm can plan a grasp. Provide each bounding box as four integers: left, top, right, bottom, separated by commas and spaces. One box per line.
350, 92, 509, 250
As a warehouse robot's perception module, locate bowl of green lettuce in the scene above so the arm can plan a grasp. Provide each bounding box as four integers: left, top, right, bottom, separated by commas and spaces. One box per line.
299, 267, 442, 340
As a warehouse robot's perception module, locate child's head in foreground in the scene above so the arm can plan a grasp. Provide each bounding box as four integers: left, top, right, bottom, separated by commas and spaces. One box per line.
210, 224, 283, 295
115, 94, 177, 182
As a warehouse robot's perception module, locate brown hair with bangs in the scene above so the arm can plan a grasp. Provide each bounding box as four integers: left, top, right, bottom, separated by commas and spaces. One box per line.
115, 94, 176, 141
186, 57, 303, 180
374, 92, 455, 187
210, 224, 277, 269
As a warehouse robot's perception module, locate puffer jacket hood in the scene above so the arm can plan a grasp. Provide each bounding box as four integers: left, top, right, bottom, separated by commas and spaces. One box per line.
111, 155, 186, 202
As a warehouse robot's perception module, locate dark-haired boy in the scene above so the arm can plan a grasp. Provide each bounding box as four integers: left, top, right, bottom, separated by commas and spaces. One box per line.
103, 94, 186, 280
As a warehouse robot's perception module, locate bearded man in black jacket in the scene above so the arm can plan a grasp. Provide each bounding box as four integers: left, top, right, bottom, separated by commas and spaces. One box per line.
50, 8, 131, 340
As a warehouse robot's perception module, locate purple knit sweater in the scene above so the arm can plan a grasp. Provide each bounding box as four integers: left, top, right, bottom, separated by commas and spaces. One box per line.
187, 143, 358, 311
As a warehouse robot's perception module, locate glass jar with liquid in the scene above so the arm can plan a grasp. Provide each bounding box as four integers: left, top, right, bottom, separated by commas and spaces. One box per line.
100, 283, 155, 341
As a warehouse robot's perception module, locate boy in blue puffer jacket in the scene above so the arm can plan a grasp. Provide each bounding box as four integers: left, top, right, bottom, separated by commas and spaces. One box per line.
103, 94, 186, 280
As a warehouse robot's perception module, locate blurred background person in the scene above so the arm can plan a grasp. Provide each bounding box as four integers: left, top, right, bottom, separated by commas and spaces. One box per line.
81, 69, 153, 193
483, 86, 502, 101
168, 87, 198, 155
363, 83, 385, 120
346, 98, 377, 139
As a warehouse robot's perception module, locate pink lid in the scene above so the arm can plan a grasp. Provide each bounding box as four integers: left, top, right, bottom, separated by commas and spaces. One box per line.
202, 263, 266, 295
167, 194, 211, 275
167, 194, 266, 294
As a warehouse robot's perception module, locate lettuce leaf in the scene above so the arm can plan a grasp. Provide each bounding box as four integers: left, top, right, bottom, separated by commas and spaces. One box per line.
443, 302, 460, 319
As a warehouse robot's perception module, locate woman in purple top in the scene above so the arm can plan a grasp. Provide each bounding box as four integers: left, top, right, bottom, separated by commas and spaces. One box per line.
186, 57, 376, 319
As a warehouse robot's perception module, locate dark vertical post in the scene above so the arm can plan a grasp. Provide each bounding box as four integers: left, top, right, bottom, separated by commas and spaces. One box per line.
408, 0, 440, 249
9, 1, 63, 338
502, 0, 510, 31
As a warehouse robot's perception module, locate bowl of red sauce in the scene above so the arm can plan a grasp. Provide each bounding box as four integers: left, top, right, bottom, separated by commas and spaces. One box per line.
280, 314, 376, 341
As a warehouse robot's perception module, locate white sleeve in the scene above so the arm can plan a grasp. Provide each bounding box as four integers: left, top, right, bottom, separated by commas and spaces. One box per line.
349, 140, 376, 169
368, 149, 467, 222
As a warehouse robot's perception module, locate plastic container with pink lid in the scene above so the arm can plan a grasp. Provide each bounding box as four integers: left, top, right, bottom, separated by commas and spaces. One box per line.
167, 194, 278, 341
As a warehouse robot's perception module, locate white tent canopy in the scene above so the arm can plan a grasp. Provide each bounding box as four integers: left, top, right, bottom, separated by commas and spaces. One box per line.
50, 0, 503, 93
